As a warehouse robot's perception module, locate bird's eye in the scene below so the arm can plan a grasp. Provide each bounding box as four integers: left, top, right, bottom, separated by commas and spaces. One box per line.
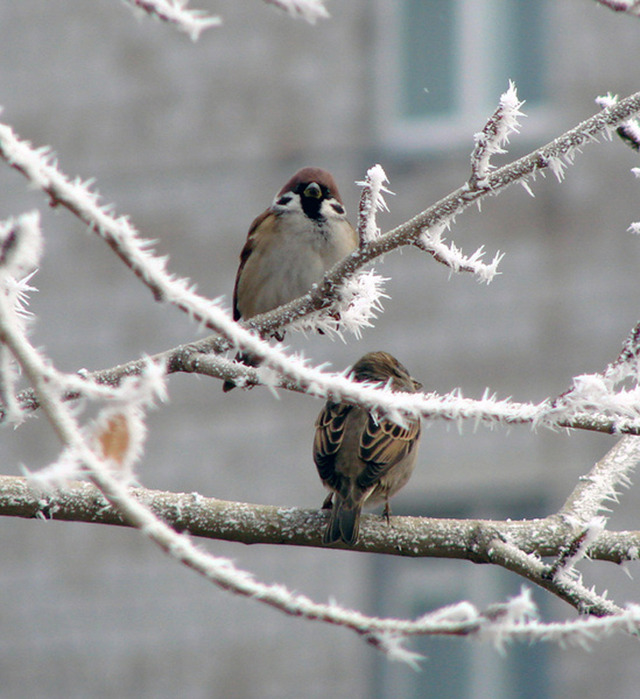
276, 195, 292, 206
330, 202, 345, 215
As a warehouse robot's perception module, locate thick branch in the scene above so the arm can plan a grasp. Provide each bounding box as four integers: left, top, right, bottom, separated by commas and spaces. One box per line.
2, 475, 638, 564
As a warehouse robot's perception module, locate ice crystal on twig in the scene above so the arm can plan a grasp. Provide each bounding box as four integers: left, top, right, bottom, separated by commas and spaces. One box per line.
123, 0, 221, 40
0, 212, 42, 426
597, 93, 640, 151
263, 0, 329, 23
470, 81, 526, 185
356, 164, 393, 245
416, 223, 504, 283
549, 517, 607, 583
289, 271, 388, 340
0, 212, 42, 283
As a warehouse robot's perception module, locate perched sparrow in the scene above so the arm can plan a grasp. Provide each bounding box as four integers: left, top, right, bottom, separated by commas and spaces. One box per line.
313, 351, 422, 546
223, 167, 358, 392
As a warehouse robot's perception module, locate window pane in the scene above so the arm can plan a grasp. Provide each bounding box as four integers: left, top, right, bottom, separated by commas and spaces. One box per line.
400, 0, 458, 119
489, 1, 549, 106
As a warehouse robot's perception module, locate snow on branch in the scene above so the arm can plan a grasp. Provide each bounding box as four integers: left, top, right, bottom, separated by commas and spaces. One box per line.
596, 93, 640, 151
288, 269, 389, 340
263, 0, 330, 23
0, 211, 42, 426
356, 164, 393, 245
122, 0, 221, 40
560, 436, 640, 523
545, 517, 608, 585
414, 222, 504, 283
470, 80, 526, 186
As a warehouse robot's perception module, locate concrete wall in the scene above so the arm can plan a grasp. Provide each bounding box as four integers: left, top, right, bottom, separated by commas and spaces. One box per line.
1, 1, 640, 697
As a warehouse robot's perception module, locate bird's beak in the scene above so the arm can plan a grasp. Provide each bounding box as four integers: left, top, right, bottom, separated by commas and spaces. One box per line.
412, 378, 423, 391
304, 182, 322, 199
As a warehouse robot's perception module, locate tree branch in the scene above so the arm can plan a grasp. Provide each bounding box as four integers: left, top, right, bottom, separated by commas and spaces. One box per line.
2, 475, 638, 564
559, 435, 640, 521
122, 0, 221, 39
5, 341, 640, 436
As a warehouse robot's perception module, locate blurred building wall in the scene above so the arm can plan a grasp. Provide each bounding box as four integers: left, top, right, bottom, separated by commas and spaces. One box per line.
1, 1, 640, 697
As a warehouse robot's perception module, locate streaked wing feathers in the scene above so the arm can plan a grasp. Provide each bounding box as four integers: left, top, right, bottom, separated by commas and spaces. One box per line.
313, 402, 352, 486
356, 415, 420, 491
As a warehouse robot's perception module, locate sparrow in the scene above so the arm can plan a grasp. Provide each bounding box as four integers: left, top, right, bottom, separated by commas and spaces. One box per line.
223, 167, 358, 392
313, 351, 422, 546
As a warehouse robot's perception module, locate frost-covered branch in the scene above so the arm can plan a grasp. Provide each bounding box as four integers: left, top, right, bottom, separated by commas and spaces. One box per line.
593, 0, 640, 16
0, 211, 41, 425
470, 80, 525, 187
487, 534, 621, 616
6, 331, 640, 437
596, 93, 640, 151
2, 94, 640, 431
3, 475, 640, 564
0, 463, 637, 620
413, 223, 504, 283
356, 164, 392, 245
262, 0, 329, 23
560, 436, 640, 521
122, 0, 221, 40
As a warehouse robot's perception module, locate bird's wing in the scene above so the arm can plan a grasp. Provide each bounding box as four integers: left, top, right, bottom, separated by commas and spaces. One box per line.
313, 401, 352, 489
356, 415, 421, 491
232, 209, 272, 321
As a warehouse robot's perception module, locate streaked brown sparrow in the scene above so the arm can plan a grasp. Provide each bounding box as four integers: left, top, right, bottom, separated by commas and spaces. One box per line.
223, 167, 358, 391
313, 351, 422, 546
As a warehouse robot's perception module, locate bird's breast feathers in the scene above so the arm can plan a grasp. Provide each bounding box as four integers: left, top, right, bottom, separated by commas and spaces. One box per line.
237, 214, 354, 317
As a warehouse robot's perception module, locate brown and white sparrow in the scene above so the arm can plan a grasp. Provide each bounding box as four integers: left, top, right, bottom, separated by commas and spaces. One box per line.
223, 167, 358, 392
313, 351, 422, 546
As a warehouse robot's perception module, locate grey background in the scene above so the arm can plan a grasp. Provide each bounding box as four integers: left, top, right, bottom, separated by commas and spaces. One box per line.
1, 1, 640, 697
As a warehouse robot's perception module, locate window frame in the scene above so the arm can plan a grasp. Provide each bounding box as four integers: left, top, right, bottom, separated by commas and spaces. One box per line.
374, 0, 555, 154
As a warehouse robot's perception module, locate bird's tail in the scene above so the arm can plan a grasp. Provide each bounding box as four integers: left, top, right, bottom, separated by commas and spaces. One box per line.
323, 497, 362, 546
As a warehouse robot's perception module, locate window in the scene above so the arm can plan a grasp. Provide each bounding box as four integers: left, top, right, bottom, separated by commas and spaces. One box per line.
375, 0, 552, 153
370, 495, 553, 699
